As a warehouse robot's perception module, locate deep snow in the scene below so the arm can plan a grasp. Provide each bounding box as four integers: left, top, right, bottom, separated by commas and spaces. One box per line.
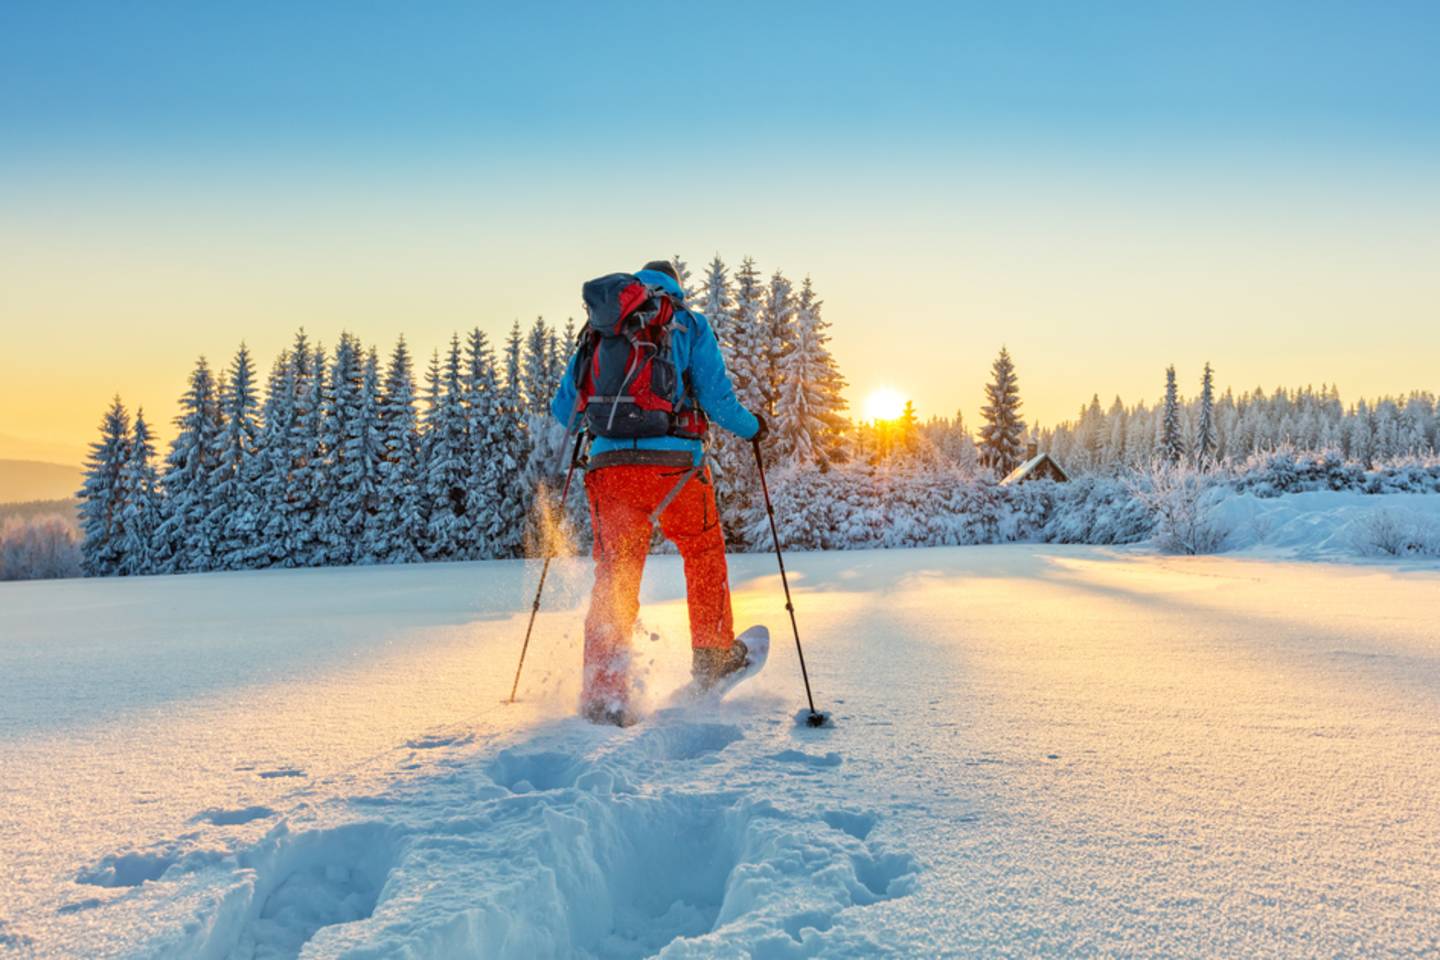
1216, 489, 1440, 560
2, 543, 1439, 957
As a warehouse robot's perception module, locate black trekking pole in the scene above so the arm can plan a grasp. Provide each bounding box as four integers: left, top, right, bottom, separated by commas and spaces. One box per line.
752, 439, 828, 728
508, 431, 586, 704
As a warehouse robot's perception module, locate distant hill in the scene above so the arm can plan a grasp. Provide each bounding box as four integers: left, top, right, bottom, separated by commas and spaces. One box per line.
0, 432, 87, 467
0, 460, 85, 503
0, 498, 78, 528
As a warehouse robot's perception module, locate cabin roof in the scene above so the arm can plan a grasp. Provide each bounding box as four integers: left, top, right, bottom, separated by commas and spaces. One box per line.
1001, 452, 1070, 485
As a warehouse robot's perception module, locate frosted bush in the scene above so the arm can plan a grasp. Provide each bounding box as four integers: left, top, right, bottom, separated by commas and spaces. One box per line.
1350, 508, 1440, 558
1043, 476, 1154, 544
741, 463, 1050, 551
0, 515, 83, 581
1234, 447, 1440, 497
1125, 462, 1230, 555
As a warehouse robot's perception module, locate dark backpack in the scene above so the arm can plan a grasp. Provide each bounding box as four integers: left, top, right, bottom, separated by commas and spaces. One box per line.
570, 273, 707, 441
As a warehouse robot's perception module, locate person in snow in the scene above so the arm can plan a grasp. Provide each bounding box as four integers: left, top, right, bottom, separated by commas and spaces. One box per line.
551, 260, 766, 725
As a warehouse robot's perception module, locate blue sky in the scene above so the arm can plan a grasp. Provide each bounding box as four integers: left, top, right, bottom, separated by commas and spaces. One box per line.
5, 1, 1438, 159
2, 1, 1438, 456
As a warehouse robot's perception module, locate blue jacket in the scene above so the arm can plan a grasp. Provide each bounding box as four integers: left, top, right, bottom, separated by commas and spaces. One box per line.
550, 269, 759, 465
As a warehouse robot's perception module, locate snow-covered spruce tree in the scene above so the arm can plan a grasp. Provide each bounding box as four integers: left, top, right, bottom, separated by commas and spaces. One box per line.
1347, 399, 1374, 466
726, 257, 769, 416
544, 319, 574, 403
424, 336, 471, 559
210, 344, 264, 570
692, 254, 755, 536
77, 396, 132, 576
707, 257, 769, 542
462, 328, 502, 559
514, 318, 579, 556
978, 347, 1026, 476
117, 409, 161, 576
483, 328, 529, 558
698, 255, 734, 346
254, 349, 297, 567
284, 337, 330, 567
1400, 394, 1432, 455
921, 411, 980, 473
1372, 399, 1401, 462
897, 400, 921, 457
671, 254, 693, 299
156, 358, 223, 572
416, 348, 445, 555
501, 322, 527, 422
346, 347, 386, 563
370, 337, 424, 564
1104, 396, 1128, 472
313, 334, 362, 564
1196, 362, 1217, 467
775, 276, 847, 466
522, 318, 552, 416
1216, 389, 1239, 462
1071, 394, 1105, 473
761, 270, 796, 418
1162, 365, 1185, 464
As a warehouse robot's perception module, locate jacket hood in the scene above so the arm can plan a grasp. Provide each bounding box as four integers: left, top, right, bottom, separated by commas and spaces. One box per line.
634, 268, 685, 302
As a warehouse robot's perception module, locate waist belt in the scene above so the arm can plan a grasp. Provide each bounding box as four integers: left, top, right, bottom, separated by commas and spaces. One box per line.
586, 448, 697, 471
586, 447, 705, 524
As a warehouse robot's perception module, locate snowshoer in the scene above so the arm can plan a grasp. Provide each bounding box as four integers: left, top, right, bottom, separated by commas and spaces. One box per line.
551, 260, 767, 726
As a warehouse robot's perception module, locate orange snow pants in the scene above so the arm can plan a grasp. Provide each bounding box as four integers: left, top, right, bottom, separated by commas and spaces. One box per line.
583, 463, 735, 699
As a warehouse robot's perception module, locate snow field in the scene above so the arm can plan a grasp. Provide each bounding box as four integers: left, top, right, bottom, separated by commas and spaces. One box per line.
4, 543, 1439, 956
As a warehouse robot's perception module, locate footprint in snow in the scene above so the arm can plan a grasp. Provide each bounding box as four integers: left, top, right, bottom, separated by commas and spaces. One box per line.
822, 809, 877, 840
193, 822, 401, 960
192, 805, 275, 827
405, 733, 473, 750
766, 749, 843, 768
76, 850, 178, 888
850, 848, 920, 902
0, 920, 34, 949
485, 749, 585, 792
634, 722, 744, 761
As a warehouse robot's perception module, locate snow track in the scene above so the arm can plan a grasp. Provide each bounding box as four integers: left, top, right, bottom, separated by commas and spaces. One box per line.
125, 711, 918, 959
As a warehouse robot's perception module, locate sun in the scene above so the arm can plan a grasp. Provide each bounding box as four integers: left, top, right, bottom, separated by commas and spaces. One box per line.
864, 388, 907, 422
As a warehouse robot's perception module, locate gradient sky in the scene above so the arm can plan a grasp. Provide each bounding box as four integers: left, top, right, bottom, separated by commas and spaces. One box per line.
3, 1, 1438, 463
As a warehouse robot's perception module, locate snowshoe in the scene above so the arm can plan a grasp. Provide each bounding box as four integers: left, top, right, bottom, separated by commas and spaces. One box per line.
581, 698, 638, 728
689, 626, 769, 700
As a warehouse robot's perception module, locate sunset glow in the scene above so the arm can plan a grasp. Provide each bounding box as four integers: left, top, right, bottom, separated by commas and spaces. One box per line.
3, 5, 1439, 463
863, 388, 907, 423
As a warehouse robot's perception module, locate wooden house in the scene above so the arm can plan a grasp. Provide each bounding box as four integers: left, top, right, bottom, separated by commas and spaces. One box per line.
1001, 441, 1070, 485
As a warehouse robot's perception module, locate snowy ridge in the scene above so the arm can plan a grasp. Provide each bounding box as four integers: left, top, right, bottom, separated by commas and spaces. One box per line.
107, 708, 915, 959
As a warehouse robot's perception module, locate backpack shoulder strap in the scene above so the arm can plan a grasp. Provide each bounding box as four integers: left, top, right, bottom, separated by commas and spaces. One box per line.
668, 309, 703, 414
571, 327, 598, 389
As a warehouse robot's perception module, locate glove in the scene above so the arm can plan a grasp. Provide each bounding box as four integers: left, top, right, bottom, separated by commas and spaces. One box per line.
750, 414, 769, 444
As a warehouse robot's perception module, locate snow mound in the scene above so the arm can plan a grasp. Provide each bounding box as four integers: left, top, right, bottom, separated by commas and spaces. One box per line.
1215, 490, 1440, 561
